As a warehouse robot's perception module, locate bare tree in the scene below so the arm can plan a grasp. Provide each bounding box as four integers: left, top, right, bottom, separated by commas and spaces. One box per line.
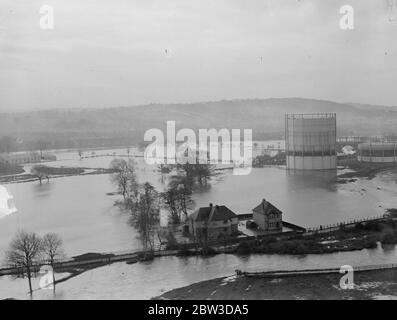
174, 162, 216, 188
31, 165, 49, 184
168, 177, 195, 219
5, 230, 42, 298
194, 163, 215, 186
77, 149, 83, 160
37, 140, 50, 159
41, 233, 64, 293
128, 182, 160, 253
110, 159, 137, 200
161, 181, 195, 224
175, 183, 195, 219
161, 187, 180, 224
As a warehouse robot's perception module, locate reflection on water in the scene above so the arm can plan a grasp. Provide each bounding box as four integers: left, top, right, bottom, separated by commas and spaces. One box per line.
286, 169, 338, 192
32, 181, 53, 198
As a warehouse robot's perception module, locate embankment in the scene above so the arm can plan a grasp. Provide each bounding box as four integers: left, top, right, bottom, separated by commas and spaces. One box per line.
156, 267, 397, 300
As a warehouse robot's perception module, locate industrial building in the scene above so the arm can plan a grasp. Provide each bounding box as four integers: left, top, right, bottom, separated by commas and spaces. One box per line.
357, 142, 397, 163
285, 113, 336, 170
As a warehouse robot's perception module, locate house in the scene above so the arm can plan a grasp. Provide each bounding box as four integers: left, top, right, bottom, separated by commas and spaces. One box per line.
187, 203, 239, 242
253, 199, 282, 232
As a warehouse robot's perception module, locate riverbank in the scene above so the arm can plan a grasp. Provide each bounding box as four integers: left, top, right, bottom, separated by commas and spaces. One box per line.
338, 160, 397, 180
156, 267, 397, 300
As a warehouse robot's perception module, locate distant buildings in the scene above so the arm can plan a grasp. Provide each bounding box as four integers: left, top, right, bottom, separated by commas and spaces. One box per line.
0, 152, 56, 165
186, 204, 239, 241
253, 199, 282, 232
357, 142, 397, 163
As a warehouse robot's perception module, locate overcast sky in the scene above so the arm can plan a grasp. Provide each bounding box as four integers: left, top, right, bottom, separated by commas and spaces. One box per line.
0, 0, 396, 112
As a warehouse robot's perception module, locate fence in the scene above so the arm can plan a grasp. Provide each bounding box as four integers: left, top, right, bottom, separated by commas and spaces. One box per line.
0, 248, 180, 276
239, 262, 397, 278
306, 214, 390, 234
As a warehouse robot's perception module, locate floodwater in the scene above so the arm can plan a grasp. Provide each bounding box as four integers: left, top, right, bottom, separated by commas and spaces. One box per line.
1, 147, 397, 257
1, 145, 397, 299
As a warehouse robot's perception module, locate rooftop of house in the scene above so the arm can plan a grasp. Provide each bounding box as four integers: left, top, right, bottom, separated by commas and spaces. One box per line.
253, 199, 282, 216
188, 204, 237, 222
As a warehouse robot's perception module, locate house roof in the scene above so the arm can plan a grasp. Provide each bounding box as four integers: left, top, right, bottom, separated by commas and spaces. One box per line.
253, 199, 282, 216
188, 205, 237, 222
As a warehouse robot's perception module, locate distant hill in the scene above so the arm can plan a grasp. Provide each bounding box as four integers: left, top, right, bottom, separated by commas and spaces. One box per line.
0, 98, 396, 151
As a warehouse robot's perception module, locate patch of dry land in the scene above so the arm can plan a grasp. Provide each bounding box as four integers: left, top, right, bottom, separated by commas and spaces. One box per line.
156, 268, 397, 300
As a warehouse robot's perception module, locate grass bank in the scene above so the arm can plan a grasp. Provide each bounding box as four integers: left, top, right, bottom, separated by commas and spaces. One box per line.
234, 216, 397, 255
338, 160, 397, 180
156, 268, 397, 300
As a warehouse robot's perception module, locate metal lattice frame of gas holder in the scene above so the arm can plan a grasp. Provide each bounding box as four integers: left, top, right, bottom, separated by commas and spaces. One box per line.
285, 113, 337, 170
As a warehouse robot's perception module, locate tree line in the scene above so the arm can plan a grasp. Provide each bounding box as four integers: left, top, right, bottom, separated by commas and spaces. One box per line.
109, 158, 217, 255
5, 230, 64, 298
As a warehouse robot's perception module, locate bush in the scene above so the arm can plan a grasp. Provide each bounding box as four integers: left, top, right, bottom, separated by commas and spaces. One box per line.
354, 222, 364, 231
137, 251, 154, 261
201, 246, 217, 256
362, 221, 384, 232
380, 229, 397, 245
165, 232, 178, 250
263, 239, 324, 255
176, 244, 196, 256
236, 241, 252, 255
260, 237, 277, 245
363, 238, 378, 249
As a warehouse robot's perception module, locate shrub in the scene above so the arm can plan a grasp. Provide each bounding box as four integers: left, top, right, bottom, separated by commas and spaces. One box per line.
354, 222, 364, 231
165, 232, 178, 250
362, 221, 383, 232
261, 237, 277, 245
363, 238, 378, 249
177, 244, 196, 256
380, 229, 397, 245
201, 246, 217, 256
137, 251, 154, 261
236, 241, 252, 255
